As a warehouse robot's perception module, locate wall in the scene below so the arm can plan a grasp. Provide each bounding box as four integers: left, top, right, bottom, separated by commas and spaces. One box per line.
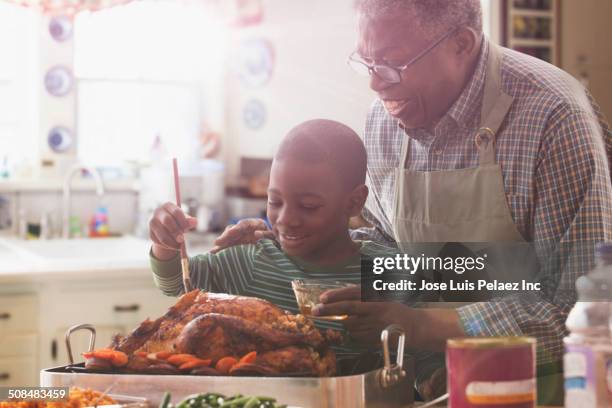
561, 0, 612, 120
224, 0, 375, 182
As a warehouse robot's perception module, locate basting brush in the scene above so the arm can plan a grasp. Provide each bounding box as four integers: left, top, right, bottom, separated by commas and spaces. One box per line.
172, 157, 193, 293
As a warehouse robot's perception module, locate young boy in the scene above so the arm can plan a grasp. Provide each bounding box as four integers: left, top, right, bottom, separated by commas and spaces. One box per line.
148, 118, 440, 377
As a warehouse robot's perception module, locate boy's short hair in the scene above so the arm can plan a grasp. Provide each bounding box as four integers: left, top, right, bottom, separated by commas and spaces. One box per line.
275, 119, 367, 190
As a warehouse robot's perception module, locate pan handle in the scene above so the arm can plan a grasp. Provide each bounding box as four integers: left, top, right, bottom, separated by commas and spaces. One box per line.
379, 324, 406, 388
65, 323, 96, 365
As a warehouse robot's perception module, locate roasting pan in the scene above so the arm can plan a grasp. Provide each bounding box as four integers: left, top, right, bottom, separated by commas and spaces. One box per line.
40, 324, 414, 408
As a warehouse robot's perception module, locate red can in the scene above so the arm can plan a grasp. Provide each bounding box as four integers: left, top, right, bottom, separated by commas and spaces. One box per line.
447, 337, 536, 408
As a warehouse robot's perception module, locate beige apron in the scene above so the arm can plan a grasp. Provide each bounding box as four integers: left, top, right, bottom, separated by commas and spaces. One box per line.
391, 45, 563, 399
392, 43, 524, 249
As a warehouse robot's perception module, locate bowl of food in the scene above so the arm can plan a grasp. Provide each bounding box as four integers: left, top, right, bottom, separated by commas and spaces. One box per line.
291, 279, 356, 321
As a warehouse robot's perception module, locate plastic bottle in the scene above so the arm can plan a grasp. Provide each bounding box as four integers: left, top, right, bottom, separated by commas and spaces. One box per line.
563, 243, 612, 408
89, 206, 109, 237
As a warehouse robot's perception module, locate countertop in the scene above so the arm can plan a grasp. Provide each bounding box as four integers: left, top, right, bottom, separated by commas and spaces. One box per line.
0, 233, 216, 284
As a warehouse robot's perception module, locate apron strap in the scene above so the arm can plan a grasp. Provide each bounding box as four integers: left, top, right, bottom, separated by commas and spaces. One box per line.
477, 43, 514, 166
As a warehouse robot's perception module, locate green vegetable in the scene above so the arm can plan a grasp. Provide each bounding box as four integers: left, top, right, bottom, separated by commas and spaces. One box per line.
255, 396, 275, 402
205, 394, 221, 406
243, 397, 260, 408
159, 392, 172, 408
161, 391, 285, 408
220, 396, 250, 407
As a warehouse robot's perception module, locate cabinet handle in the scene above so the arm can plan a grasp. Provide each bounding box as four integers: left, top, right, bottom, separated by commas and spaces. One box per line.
113, 304, 140, 313
51, 339, 58, 361
0, 312, 10, 320
0, 373, 9, 381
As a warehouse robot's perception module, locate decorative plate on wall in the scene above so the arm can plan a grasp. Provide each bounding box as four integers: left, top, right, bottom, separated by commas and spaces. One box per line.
242, 99, 266, 130
234, 38, 274, 88
49, 15, 72, 42
44, 66, 73, 96
47, 126, 73, 152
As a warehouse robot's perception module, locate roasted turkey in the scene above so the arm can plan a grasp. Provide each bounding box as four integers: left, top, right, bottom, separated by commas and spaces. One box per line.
83, 290, 339, 376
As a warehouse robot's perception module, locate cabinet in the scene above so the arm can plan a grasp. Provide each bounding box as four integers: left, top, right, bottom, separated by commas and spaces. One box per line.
503, 0, 559, 65
0, 357, 37, 387
0, 280, 177, 384
0, 294, 39, 386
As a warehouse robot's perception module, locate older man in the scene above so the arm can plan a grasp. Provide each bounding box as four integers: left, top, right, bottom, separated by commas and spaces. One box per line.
213, 0, 612, 402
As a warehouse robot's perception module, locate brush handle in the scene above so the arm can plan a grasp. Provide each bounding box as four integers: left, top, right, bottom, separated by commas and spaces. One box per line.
173, 157, 192, 293
173, 159, 188, 257
172, 158, 182, 207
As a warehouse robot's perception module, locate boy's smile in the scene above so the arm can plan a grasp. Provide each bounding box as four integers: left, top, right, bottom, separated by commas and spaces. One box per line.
267, 159, 358, 265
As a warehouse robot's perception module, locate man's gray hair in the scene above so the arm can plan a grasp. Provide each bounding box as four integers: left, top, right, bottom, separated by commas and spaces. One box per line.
355, 0, 483, 39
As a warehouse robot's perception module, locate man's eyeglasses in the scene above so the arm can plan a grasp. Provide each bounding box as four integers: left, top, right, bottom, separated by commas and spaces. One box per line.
347, 28, 458, 84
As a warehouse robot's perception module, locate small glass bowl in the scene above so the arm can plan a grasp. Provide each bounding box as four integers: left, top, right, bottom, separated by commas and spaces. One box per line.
291, 279, 355, 321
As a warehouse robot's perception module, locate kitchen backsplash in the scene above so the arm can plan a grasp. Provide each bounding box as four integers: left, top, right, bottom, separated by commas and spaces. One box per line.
0, 187, 138, 238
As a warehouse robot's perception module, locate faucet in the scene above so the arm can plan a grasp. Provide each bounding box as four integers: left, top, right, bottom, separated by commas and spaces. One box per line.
62, 164, 105, 238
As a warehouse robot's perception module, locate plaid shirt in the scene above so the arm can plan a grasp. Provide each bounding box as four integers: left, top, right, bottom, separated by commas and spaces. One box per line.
354, 39, 612, 364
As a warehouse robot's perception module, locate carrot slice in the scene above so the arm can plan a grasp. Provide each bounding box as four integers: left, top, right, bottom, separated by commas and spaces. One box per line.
155, 351, 173, 360
92, 350, 116, 360
110, 351, 129, 367
82, 349, 117, 362
239, 351, 257, 364
167, 353, 197, 366
135, 351, 148, 358
215, 356, 238, 375
179, 358, 212, 371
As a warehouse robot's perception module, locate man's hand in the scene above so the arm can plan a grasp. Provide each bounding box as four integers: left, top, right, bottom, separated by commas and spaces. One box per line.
417, 367, 447, 402
312, 286, 419, 346
211, 218, 274, 253
149, 202, 197, 260
312, 286, 465, 351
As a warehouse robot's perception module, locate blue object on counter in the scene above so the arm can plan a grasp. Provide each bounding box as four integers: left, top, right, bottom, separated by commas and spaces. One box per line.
89, 206, 110, 237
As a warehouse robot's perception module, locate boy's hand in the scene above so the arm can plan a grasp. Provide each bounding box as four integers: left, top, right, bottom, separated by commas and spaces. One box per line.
149, 202, 197, 261
211, 218, 274, 253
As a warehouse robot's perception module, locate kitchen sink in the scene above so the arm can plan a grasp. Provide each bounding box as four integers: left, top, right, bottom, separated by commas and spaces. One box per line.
0, 233, 215, 264
0, 241, 29, 263
0, 236, 150, 262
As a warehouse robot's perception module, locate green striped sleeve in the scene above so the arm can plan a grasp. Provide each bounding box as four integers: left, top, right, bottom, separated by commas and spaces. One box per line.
150, 249, 183, 296
150, 245, 257, 297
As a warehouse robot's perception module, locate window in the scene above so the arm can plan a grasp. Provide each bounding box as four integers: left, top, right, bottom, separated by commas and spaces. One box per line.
74, 1, 226, 166
0, 3, 37, 171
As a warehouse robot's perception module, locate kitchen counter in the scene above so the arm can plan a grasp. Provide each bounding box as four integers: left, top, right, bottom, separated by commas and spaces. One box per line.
0, 233, 216, 283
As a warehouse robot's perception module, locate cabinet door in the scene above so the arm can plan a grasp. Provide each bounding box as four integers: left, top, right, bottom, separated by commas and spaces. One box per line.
54, 287, 175, 328
0, 334, 37, 358
0, 356, 37, 387
52, 325, 124, 366
0, 294, 38, 332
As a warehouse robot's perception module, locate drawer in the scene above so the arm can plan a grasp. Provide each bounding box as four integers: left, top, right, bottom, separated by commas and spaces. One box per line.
0, 356, 37, 387
0, 334, 37, 358
54, 287, 175, 328
0, 294, 38, 332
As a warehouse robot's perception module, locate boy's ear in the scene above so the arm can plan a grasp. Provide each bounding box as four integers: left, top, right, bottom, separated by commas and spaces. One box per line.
346, 184, 368, 217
